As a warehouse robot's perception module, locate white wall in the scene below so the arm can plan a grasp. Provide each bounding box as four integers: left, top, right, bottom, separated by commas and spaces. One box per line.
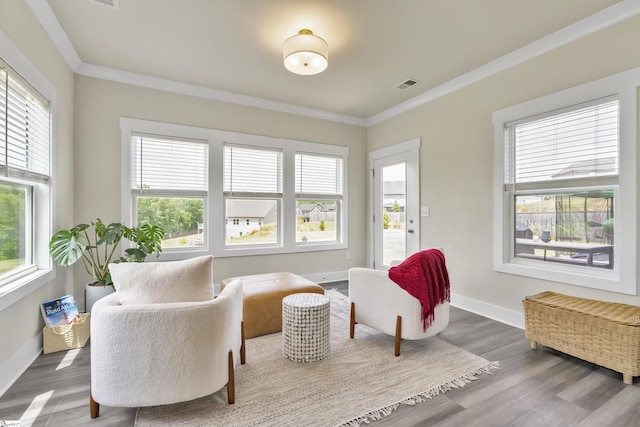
72, 75, 368, 302
367, 14, 640, 324
0, 0, 75, 395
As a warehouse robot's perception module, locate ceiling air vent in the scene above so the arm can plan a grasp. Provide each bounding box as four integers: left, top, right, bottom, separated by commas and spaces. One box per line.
90, 0, 119, 10
394, 78, 420, 90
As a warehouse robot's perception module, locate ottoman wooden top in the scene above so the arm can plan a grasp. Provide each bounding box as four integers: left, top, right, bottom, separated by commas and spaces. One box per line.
220, 272, 323, 298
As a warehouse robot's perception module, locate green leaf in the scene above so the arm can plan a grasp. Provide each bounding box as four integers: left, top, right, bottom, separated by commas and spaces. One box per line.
142, 223, 165, 242
96, 221, 125, 246
93, 218, 106, 239
123, 223, 164, 261
124, 248, 146, 262
49, 230, 88, 266
70, 223, 90, 233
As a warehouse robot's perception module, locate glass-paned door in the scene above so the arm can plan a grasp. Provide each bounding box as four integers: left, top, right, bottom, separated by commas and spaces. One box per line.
371, 140, 419, 269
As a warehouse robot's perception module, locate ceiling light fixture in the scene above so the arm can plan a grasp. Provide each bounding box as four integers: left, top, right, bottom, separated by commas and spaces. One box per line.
283, 29, 328, 76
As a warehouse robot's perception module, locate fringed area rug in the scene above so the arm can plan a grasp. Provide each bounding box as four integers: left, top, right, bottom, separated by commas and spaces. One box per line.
135, 290, 499, 427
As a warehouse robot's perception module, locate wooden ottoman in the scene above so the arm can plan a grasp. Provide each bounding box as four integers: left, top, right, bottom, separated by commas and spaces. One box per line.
523, 291, 640, 384
220, 272, 324, 339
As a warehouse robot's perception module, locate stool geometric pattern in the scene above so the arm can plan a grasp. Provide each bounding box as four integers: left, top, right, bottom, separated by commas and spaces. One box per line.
282, 293, 330, 363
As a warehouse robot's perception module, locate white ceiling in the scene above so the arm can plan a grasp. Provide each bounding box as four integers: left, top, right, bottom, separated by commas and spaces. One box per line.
30, 0, 638, 125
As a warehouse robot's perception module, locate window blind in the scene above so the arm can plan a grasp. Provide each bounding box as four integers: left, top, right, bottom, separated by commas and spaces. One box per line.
295, 153, 343, 195
224, 145, 282, 193
131, 134, 208, 191
0, 60, 50, 183
504, 96, 618, 191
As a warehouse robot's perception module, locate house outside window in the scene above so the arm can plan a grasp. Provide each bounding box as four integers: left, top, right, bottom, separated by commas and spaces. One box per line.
224, 145, 281, 247
295, 153, 343, 244
493, 70, 637, 294
0, 57, 51, 289
121, 118, 348, 258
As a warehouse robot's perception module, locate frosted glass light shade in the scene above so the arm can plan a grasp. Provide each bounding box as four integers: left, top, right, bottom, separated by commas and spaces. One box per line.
283, 29, 328, 75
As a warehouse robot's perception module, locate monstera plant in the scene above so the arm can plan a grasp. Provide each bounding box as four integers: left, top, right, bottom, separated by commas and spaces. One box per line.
49, 218, 164, 286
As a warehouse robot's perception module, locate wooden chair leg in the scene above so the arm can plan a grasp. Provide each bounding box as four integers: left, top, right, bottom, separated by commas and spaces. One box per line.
90, 392, 100, 419
240, 320, 246, 365
227, 350, 235, 404
350, 302, 356, 338
394, 315, 402, 357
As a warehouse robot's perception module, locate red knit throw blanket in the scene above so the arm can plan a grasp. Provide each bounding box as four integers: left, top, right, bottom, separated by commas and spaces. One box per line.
388, 249, 450, 331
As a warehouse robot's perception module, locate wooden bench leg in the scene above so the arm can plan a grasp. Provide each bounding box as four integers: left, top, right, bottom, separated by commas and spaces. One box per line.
623, 373, 633, 385
530, 340, 537, 350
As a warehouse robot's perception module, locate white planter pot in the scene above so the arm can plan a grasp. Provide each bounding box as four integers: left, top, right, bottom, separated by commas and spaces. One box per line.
85, 283, 115, 312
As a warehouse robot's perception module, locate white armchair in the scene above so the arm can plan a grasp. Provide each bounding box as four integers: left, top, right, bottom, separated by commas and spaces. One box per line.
348, 266, 449, 356
89, 256, 245, 418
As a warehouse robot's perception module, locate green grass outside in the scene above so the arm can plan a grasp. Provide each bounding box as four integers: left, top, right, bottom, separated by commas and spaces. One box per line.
161, 220, 336, 248
0, 258, 24, 275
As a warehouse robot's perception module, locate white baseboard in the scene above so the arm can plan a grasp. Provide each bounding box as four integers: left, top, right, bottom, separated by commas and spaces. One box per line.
450, 292, 525, 330
302, 272, 525, 332
0, 334, 42, 398
302, 271, 348, 285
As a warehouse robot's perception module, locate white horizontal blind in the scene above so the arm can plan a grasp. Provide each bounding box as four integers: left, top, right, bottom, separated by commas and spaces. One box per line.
295, 153, 343, 195
505, 96, 618, 190
131, 134, 208, 191
224, 145, 282, 193
0, 67, 6, 175
0, 60, 50, 182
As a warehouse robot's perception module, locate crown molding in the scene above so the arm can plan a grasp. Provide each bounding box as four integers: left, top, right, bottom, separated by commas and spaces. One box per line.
26, 0, 82, 71
28, 0, 640, 128
75, 63, 366, 126
366, 0, 640, 126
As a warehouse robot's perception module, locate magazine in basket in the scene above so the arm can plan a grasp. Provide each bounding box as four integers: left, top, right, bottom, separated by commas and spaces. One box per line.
40, 295, 80, 327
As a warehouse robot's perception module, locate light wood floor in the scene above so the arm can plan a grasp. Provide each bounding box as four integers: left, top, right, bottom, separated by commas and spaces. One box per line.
1, 282, 639, 426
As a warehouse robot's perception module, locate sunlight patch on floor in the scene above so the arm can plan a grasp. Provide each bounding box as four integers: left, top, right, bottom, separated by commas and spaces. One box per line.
55, 348, 81, 371
19, 390, 53, 427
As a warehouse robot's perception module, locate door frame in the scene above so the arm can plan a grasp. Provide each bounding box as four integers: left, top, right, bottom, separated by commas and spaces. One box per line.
368, 138, 421, 269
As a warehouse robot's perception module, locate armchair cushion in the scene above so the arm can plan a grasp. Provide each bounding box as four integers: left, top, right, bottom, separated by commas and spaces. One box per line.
109, 255, 214, 304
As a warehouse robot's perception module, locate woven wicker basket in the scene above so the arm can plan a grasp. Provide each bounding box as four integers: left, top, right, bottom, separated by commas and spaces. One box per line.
43, 313, 90, 354
523, 291, 640, 384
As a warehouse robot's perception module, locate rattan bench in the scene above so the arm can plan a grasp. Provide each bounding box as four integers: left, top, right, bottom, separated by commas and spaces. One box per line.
523, 291, 640, 384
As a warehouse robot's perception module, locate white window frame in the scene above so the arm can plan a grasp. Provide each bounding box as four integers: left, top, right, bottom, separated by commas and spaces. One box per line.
223, 144, 283, 249
294, 151, 345, 246
0, 32, 55, 310
493, 69, 638, 294
120, 118, 348, 260
130, 133, 209, 252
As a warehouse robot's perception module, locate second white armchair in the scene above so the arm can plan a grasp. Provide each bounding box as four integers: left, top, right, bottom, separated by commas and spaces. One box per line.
348, 267, 449, 356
